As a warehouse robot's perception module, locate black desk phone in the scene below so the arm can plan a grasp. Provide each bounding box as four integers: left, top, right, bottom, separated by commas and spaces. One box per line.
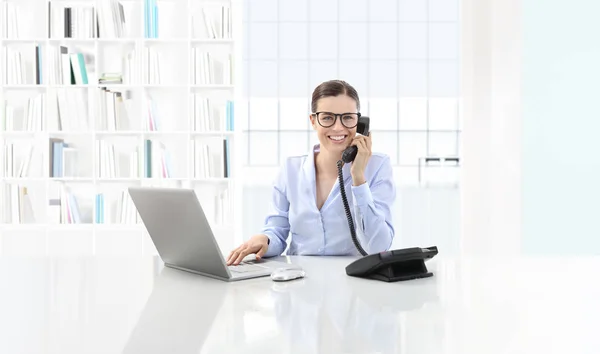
338, 116, 438, 282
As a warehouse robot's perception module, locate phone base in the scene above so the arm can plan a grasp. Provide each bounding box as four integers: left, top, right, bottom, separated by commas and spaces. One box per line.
345, 247, 438, 282
364, 259, 433, 282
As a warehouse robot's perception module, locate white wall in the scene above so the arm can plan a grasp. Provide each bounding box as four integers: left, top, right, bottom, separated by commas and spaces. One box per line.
522, 0, 600, 255
460, 0, 522, 256
461, 0, 600, 256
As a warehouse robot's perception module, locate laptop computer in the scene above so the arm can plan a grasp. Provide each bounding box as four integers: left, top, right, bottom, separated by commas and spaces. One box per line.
128, 187, 299, 282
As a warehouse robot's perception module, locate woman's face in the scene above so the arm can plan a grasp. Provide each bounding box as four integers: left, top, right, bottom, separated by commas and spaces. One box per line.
310, 95, 359, 155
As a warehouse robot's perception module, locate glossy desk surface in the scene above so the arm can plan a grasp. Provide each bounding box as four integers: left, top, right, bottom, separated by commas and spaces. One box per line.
1, 255, 600, 354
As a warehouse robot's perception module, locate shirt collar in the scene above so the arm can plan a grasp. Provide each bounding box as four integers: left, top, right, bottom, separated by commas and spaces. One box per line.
303, 143, 353, 184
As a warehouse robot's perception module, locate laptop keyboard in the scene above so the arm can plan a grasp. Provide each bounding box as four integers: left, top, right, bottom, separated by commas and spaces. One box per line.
228, 263, 266, 273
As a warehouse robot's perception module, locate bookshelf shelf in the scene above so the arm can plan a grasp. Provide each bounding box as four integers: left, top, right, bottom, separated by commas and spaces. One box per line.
191, 85, 235, 89
96, 38, 139, 43
191, 178, 231, 183
191, 39, 234, 44
0, 224, 48, 232
191, 131, 235, 136
141, 131, 189, 136
49, 177, 95, 182
0, 0, 242, 244
1, 178, 47, 183
1, 85, 47, 89
3, 39, 49, 43
94, 131, 141, 136
47, 38, 97, 43
144, 38, 189, 43
96, 178, 140, 182
0, 132, 45, 136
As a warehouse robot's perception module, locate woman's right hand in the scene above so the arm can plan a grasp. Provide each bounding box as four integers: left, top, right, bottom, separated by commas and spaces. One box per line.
226, 234, 270, 266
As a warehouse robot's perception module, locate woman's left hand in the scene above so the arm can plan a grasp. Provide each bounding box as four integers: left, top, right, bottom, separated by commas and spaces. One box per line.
350, 132, 372, 186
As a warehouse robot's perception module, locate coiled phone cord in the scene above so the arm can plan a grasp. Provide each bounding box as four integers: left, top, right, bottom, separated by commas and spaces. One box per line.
337, 160, 367, 256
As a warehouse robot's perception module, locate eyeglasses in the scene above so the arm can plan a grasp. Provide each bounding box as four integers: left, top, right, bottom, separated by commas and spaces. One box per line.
313, 112, 361, 128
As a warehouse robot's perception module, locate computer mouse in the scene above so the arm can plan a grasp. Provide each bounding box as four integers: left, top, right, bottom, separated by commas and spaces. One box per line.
270, 268, 305, 282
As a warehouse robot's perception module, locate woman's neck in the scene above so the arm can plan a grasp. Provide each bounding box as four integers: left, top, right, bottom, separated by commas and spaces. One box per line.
315, 149, 342, 176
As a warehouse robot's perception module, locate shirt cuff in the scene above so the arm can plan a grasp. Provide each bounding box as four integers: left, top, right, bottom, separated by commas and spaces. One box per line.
351, 182, 374, 207
263, 232, 282, 258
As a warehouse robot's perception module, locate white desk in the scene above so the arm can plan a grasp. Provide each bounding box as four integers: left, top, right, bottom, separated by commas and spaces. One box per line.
1, 255, 600, 354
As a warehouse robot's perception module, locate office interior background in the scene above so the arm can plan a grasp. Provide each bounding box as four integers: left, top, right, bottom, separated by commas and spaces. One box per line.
0, 0, 598, 258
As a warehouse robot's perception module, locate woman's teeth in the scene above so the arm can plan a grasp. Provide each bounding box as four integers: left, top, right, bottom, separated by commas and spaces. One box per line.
329, 135, 346, 142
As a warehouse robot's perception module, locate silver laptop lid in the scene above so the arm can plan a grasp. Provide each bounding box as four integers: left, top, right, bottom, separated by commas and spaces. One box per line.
128, 187, 230, 279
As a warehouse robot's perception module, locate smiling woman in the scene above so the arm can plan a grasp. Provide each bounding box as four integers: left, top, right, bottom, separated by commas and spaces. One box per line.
310, 81, 361, 150
226, 80, 397, 265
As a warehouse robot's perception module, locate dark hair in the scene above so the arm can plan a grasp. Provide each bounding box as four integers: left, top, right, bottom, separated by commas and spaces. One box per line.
311, 80, 360, 113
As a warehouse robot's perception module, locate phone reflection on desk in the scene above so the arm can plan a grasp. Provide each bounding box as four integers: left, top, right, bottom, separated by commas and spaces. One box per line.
269, 274, 440, 354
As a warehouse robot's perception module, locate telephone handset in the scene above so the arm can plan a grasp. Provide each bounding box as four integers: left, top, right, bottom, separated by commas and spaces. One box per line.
342, 116, 370, 163
336, 116, 438, 282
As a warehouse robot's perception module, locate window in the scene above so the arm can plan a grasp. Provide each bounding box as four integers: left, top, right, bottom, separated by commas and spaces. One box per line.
243, 0, 460, 185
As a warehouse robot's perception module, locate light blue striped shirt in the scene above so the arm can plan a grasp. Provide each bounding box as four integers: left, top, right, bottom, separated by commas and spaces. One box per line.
262, 144, 396, 257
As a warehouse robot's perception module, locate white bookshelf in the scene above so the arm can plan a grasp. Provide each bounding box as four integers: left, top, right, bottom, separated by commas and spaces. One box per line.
0, 0, 244, 253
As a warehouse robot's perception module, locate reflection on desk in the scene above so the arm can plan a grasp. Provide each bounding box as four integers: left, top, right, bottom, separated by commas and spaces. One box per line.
2, 255, 600, 354
122, 256, 439, 354
267, 263, 439, 354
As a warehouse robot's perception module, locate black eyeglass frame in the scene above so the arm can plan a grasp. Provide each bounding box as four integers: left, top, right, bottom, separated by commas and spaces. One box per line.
312, 111, 362, 128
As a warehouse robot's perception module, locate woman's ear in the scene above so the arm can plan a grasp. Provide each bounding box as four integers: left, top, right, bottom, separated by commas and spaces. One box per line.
309, 114, 316, 129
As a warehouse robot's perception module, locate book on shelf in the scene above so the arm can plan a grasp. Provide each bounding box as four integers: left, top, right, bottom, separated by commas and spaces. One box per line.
2, 2, 19, 39
192, 49, 232, 85
124, 46, 141, 83
192, 96, 234, 132
35, 45, 42, 84
48, 183, 82, 224
0, 102, 16, 131
95, 190, 140, 224
49, 138, 78, 178
193, 138, 230, 178
214, 188, 231, 225
144, 139, 173, 178
144, 0, 159, 38
47, 89, 90, 131
143, 47, 161, 84
2, 44, 43, 85
3, 144, 34, 178
3, 48, 23, 85
48, 0, 126, 39
0, 184, 35, 224
97, 0, 126, 38
98, 88, 133, 131
0, 93, 45, 132
99, 73, 123, 85
197, 188, 231, 226
130, 149, 140, 178
99, 47, 141, 85
192, 4, 232, 39
49, 2, 97, 39
96, 140, 141, 178
96, 139, 116, 178
47, 46, 89, 85
145, 94, 160, 131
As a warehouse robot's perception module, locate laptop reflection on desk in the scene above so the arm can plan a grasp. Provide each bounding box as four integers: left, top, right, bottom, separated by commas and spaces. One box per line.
121, 266, 227, 354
